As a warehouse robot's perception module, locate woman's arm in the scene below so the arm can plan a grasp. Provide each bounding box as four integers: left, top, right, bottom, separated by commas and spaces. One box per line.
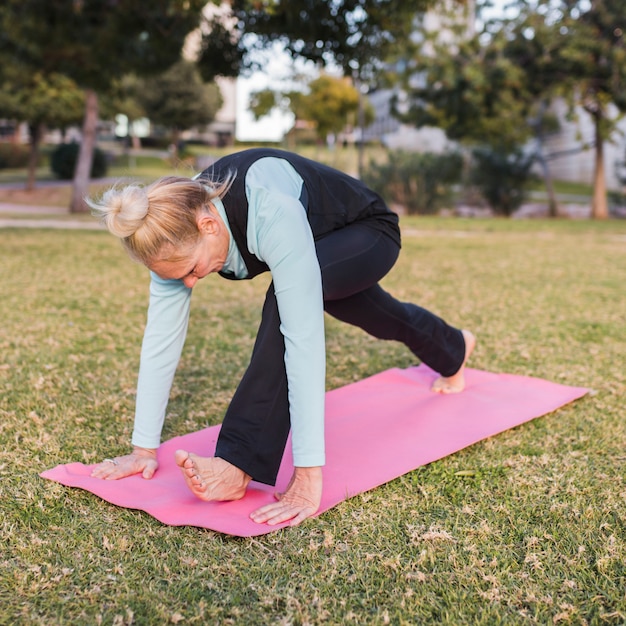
248, 187, 326, 469
92, 273, 192, 480
246, 186, 326, 524
132, 273, 193, 448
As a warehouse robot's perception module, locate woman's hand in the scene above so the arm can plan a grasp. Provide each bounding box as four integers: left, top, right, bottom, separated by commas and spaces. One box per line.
250, 466, 322, 527
90, 446, 158, 480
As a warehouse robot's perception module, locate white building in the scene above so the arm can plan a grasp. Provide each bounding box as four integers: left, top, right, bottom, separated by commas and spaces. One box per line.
539, 99, 626, 191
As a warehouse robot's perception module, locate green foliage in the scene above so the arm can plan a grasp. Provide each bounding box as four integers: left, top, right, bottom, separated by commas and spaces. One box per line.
298, 75, 375, 140
0, 70, 86, 189
401, 0, 626, 219
196, 17, 245, 82
0, 0, 212, 91
50, 143, 108, 180
252, 74, 374, 142
232, 0, 433, 79
0, 0, 227, 210
399, 0, 558, 154
404, 37, 532, 152
249, 88, 279, 120
554, 0, 626, 111
362, 150, 463, 214
469, 147, 537, 216
104, 74, 147, 128
0, 71, 84, 131
138, 61, 223, 137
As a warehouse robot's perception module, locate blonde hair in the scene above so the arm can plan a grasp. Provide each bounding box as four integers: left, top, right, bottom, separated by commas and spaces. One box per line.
88, 173, 233, 265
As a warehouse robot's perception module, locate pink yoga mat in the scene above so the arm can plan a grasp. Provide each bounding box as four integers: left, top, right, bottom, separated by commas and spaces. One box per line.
41, 365, 588, 537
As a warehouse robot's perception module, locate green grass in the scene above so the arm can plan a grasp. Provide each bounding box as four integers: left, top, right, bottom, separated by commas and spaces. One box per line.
0, 144, 371, 186
103, 144, 384, 187
0, 145, 371, 213
1, 218, 625, 625
527, 179, 595, 197
0, 156, 200, 188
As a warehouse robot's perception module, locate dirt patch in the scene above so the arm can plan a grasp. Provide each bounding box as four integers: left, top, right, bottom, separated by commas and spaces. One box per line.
0, 186, 71, 207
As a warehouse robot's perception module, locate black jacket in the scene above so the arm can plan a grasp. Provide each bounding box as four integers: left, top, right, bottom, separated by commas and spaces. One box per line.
199, 148, 400, 279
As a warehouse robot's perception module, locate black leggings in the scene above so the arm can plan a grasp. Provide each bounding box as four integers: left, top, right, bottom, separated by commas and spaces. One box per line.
215, 222, 465, 485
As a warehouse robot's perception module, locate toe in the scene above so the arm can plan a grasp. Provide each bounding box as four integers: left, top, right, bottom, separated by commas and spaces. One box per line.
174, 449, 190, 468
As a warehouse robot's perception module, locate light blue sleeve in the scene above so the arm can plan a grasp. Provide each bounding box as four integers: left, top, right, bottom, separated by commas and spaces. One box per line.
131, 272, 192, 448
246, 163, 326, 467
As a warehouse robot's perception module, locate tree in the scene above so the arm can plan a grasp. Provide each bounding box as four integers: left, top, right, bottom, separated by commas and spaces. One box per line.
0, 71, 84, 190
553, 0, 626, 219
396, 14, 540, 212
402, 0, 626, 219
232, 0, 439, 173
232, 0, 433, 78
139, 61, 223, 151
402, 35, 532, 150
296, 75, 375, 142
491, 0, 626, 218
107, 74, 148, 150
0, 1, 239, 212
496, 4, 567, 216
250, 74, 374, 145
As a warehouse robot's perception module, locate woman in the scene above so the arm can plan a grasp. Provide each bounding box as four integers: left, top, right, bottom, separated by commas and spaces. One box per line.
89, 148, 474, 527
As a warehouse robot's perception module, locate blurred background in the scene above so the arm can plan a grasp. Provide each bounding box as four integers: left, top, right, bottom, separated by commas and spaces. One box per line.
1, 0, 625, 219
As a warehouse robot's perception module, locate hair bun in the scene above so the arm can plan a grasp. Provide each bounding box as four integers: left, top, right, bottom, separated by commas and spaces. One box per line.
97, 185, 150, 238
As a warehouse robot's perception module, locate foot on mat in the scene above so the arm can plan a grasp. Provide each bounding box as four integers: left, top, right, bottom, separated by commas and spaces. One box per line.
431, 329, 476, 394
174, 450, 251, 502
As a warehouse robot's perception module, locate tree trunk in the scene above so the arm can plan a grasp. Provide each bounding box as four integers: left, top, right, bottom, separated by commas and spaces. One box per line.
70, 89, 99, 214
533, 101, 560, 217
591, 112, 608, 220
131, 132, 141, 150
26, 122, 43, 191
536, 152, 560, 217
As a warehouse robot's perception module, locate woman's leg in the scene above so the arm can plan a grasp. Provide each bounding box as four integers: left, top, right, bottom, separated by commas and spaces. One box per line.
216, 222, 466, 486
215, 224, 393, 485
215, 283, 291, 486
317, 224, 466, 377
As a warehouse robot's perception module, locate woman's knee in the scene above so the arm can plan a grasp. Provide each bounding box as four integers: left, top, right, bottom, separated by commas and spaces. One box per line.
317, 228, 399, 301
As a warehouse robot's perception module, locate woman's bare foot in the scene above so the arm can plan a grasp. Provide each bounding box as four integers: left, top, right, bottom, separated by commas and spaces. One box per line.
174, 450, 251, 501
431, 329, 476, 394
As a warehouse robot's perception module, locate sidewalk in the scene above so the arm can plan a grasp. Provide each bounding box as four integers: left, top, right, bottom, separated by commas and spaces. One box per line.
0, 178, 120, 230
0, 217, 104, 230
0, 202, 104, 230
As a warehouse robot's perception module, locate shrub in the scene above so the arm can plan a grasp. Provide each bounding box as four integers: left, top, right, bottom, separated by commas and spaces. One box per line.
469, 147, 536, 216
140, 136, 171, 149
50, 143, 108, 180
0, 143, 31, 169
362, 150, 463, 214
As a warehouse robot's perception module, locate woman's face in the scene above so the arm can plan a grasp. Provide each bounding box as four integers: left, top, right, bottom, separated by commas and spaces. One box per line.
149, 210, 230, 288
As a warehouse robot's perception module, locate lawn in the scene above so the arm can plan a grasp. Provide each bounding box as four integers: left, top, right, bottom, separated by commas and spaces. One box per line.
0, 144, 371, 213
0, 216, 625, 625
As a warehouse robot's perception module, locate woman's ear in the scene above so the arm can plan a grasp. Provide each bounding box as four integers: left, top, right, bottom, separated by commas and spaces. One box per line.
197, 211, 218, 235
